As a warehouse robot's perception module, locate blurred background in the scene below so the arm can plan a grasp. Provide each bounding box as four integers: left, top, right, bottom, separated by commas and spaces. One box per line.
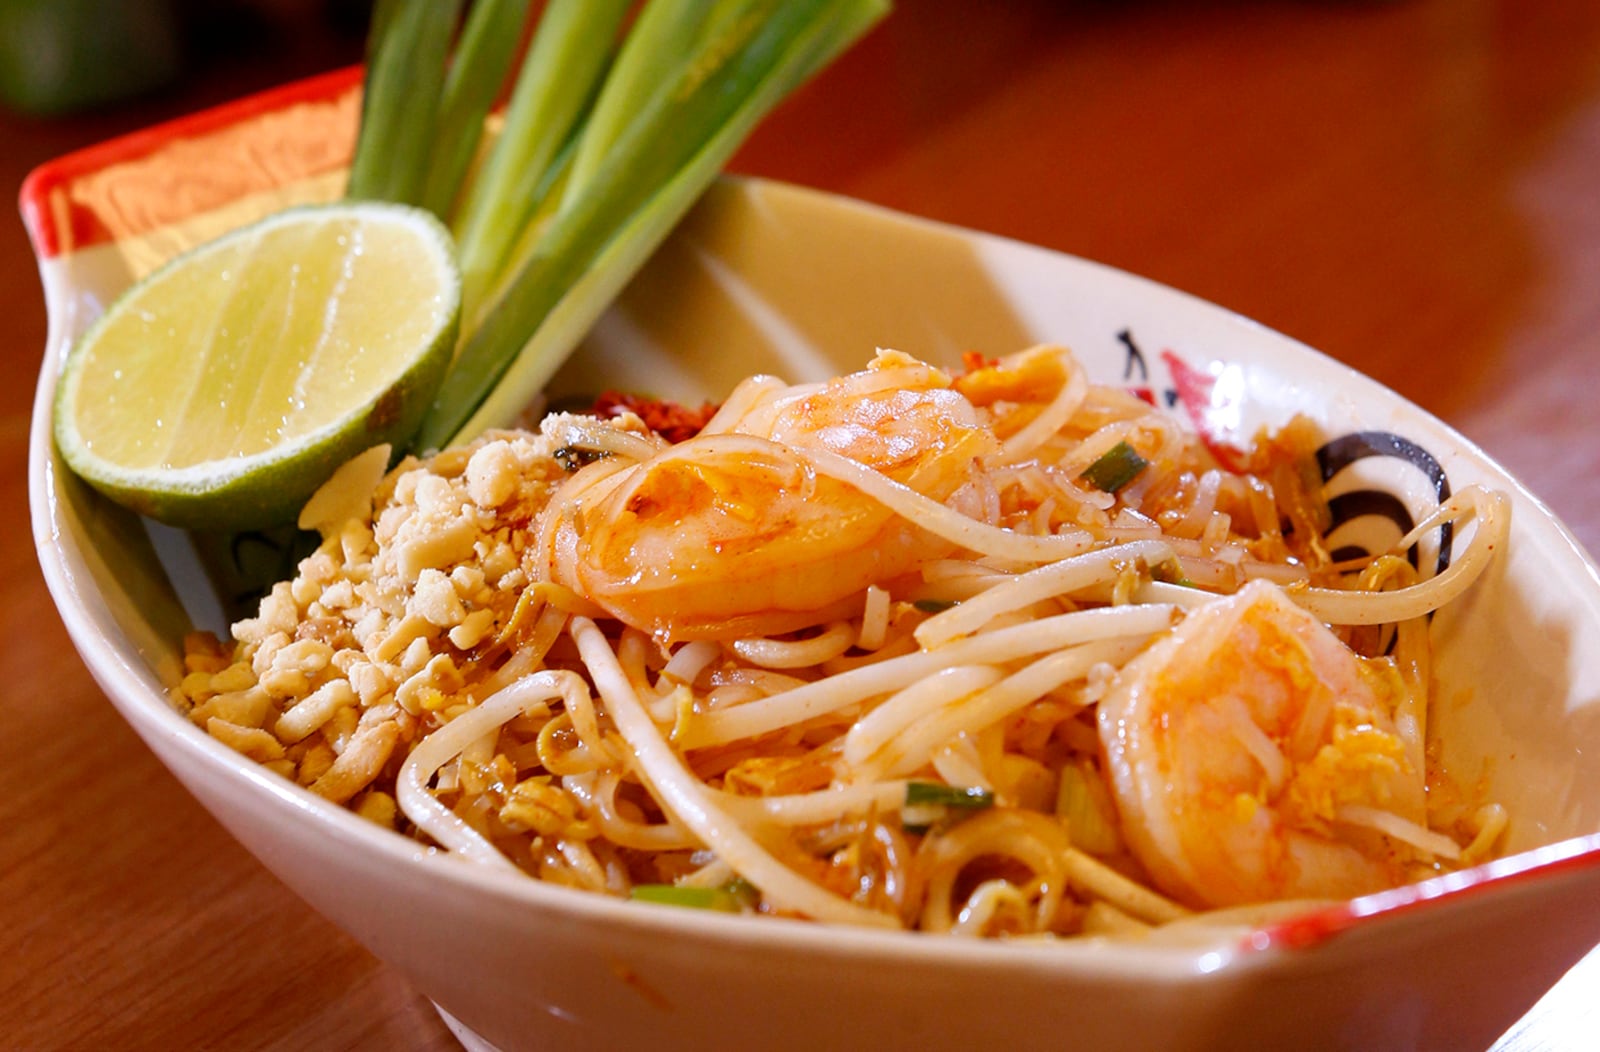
0, 1, 368, 115
4, 1, 1599, 1048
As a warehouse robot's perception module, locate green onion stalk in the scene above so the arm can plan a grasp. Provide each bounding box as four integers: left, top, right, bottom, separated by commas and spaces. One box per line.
448, 0, 635, 316
342, 0, 891, 452
418, 0, 534, 218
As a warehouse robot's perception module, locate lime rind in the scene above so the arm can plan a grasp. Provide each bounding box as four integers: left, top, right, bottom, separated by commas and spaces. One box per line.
53, 201, 460, 532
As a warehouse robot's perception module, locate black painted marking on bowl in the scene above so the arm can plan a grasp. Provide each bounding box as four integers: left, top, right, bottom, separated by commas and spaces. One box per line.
1317, 430, 1454, 578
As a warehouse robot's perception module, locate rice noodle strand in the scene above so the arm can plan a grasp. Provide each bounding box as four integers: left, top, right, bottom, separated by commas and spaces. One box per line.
572, 617, 899, 928
398, 671, 590, 871
685, 604, 1179, 748
1292, 486, 1507, 625
916, 540, 1174, 648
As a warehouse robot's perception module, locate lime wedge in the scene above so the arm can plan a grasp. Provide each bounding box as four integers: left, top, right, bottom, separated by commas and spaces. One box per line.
53, 201, 460, 531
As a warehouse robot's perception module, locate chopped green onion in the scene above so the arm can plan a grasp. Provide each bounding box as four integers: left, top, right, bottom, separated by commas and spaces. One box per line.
902, 783, 993, 833
906, 782, 994, 809
912, 598, 957, 613
630, 883, 744, 912
1151, 559, 1196, 588
1080, 440, 1149, 493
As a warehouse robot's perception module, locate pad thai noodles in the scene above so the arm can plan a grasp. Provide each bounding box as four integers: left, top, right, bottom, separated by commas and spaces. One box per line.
174, 344, 1509, 936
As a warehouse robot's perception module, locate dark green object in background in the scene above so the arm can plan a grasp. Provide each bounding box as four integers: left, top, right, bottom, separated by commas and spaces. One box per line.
0, 0, 182, 114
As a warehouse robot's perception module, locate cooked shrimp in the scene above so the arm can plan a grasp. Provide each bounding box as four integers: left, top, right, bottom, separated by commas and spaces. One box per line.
545, 351, 999, 640
1097, 578, 1444, 909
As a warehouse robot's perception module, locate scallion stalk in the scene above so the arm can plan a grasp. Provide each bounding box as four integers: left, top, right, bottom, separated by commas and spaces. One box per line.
465, 121, 584, 331
418, 0, 535, 219
563, 0, 714, 202
346, 0, 462, 205
417, 0, 891, 449
342, 0, 891, 453
450, 0, 634, 316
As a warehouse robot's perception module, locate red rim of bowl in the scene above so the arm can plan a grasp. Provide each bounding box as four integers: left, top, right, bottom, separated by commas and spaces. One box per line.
21, 64, 1600, 958
19, 64, 362, 258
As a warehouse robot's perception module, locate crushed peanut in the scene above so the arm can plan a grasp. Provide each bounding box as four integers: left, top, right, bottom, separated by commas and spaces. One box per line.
175, 431, 577, 823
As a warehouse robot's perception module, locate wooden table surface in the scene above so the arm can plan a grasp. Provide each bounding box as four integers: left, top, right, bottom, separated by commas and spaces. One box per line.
4, 1, 1598, 1048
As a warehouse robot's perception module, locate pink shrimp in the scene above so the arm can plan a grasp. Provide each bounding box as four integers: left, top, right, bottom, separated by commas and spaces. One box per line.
545, 351, 998, 641
1097, 578, 1436, 909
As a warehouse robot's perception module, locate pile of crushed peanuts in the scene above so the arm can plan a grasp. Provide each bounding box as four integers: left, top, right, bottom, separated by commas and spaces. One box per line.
172, 418, 627, 825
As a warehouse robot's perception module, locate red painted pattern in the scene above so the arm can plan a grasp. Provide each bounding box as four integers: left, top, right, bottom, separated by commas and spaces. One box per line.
1246, 833, 1600, 952
19, 65, 362, 259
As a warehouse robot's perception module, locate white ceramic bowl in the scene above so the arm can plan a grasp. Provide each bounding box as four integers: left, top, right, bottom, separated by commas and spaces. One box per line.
26, 72, 1600, 1051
